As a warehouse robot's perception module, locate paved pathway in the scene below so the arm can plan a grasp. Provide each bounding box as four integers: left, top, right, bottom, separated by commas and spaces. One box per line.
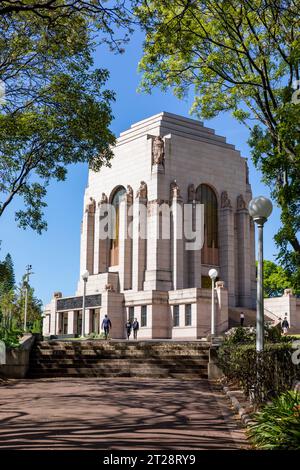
0, 378, 248, 450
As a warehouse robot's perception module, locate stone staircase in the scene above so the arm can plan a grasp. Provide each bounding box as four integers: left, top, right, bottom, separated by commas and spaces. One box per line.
27, 340, 210, 379
228, 307, 280, 328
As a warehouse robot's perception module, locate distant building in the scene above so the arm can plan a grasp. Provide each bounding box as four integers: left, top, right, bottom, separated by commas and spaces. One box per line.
44, 112, 259, 339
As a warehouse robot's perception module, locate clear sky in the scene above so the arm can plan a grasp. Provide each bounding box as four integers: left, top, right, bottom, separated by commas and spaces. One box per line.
0, 30, 281, 306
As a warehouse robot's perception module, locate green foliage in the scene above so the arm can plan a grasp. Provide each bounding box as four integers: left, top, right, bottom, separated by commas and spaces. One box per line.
217, 342, 300, 404
0, 3, 133, 232
224, 324, 288, 345
0, 317, 22, 348
248, 391, 300, 449
135, 0, 300, 288
28, 319, 42, 334
0, 254, 42, 332
0, 253, 15, 298
224, 326, 256, 345
263, 259, 293, 297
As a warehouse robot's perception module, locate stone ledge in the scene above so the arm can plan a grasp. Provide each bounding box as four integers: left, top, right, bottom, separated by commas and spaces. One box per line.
222, 383, 256, 427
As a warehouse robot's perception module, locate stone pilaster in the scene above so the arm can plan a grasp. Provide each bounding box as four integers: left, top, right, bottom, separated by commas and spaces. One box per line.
219, 192, 236, 306
235, 194, 252, 307
80, 197, 95, 275
215, 280, 228, 334
67, 311, 76, 335
171, 195, 184, 290
84, 309, 91, 335
94, 197, 110, 274
143, 199, 172, 291
132, 195, 147, 291
187, 200, 202, 288
119, 193, 133, 291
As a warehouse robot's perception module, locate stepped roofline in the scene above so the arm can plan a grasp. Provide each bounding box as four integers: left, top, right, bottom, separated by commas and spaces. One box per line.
116, 111, 239, 153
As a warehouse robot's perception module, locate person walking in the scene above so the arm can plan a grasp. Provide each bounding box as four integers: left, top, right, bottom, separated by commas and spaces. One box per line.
101, 314, 112, 340
281, 315, 289, 336
132, 318, 139, 340
125, 319, 132, 340
240, 311, 245, 327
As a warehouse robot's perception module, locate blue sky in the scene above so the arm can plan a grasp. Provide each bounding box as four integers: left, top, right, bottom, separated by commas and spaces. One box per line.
0, 30, 281, 305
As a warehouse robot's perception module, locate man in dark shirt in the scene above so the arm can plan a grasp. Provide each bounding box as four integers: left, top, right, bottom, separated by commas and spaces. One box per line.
101, 314, 112, 340
132, 318, 139, 340
125, 320, 132, 340
281, 316, 289, 335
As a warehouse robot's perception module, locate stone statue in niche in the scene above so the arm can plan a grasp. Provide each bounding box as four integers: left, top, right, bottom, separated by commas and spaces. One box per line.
136, 181, 148, 199
126, 185, 133, 203
221, 191, 232, 209
85, 197, 95, 213
105, 283, 114, 292
188, 183, 195, 202
237, 194, 246, 210
100, 192, 108, 204
152, 135, 165, 165
170, 180, 180, 199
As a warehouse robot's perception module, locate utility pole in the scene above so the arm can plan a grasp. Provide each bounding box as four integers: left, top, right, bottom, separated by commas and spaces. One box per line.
23, 264, 33, 332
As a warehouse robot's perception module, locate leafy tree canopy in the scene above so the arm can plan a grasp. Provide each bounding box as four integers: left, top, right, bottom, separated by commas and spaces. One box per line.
263, 259, 295, 297
0, 253, 15, 297
0, 2, 132, 232
135, 0, 300, 290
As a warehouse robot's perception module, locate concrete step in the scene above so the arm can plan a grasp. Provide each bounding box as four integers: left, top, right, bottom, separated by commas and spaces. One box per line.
27, 368, 208, 378
28, 340, 210, 379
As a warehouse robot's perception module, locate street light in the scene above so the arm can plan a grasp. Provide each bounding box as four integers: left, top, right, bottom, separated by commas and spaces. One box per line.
208, 268, 218, 337
248, 196, 273, 352
81, 270, 89, 337
23, 264, 33, 332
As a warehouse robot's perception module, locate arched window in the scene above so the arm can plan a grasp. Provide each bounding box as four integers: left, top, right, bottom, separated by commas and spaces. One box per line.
110, 186, 126, 266
196, 184, 219, 265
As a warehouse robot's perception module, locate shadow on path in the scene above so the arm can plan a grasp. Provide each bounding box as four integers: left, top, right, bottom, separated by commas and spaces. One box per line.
0, 378, 248, 450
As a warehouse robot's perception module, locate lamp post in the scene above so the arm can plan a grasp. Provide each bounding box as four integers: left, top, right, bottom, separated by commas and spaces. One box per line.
248, 196, 273, 352
81, 270, 89, 337
208, 268, 218, 337
23, 264, 33, 332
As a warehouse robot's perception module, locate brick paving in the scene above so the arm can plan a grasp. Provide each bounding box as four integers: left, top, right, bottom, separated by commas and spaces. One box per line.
0, 378, 248, 450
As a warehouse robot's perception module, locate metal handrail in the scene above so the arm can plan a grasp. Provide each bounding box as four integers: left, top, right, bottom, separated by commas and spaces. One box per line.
263, 306, 282, 322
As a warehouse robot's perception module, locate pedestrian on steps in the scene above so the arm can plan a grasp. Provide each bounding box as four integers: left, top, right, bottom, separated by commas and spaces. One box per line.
281, 315, 289, 336
132, 318, 139, 340
125, 319, 132, 340
101, 314, 112, 340
240, 311, 245, 327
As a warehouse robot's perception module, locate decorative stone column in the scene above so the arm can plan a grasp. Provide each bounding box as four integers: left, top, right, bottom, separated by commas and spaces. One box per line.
235, 194, 252, 307
80, 197, 95, 275
171, 181, 184, 290
119, 186, 133, 291
52, 291, 62, 336
132, 182, 147, 291
219, 191, 236, 306
143, 198, 172, 291
67, 311, 76, 335
84, 309, 91, 335
215, 280, 228, 334
187, 184, 202, 288
94, 193, 109, 274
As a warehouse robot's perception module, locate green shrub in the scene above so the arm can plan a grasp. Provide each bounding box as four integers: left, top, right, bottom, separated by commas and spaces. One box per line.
248, 391, 300, 449
0, 323, 22, 348
217, 342, 300, 404
224, 326, 256, 344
